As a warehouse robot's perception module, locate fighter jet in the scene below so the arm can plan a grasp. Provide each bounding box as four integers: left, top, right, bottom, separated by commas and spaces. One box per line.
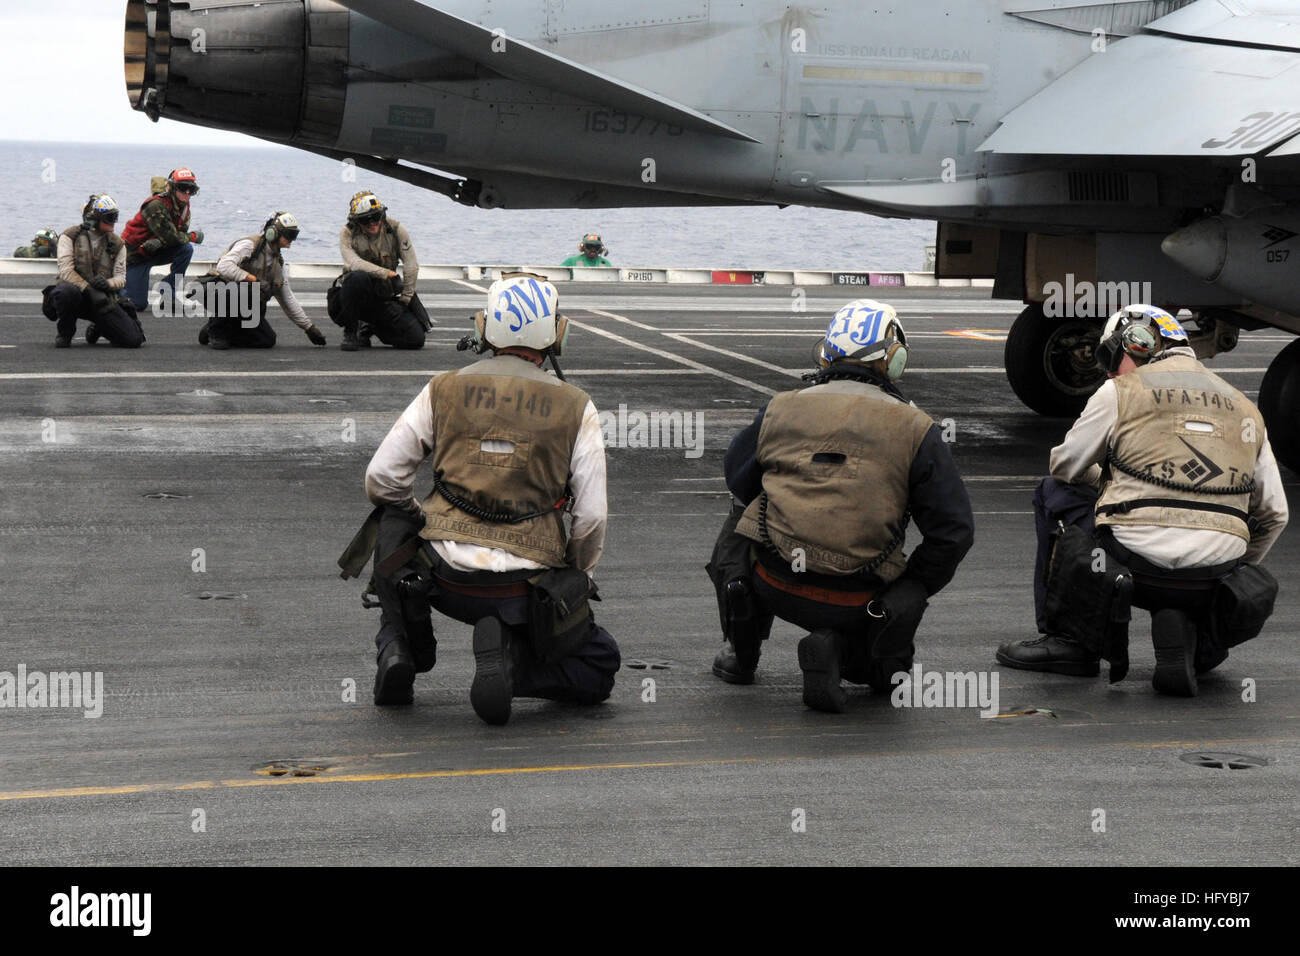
124, 0, 1300, 470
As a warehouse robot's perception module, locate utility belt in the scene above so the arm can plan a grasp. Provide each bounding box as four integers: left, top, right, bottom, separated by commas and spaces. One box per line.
426, 554, 535, 598
1094, 526, 1237, 589
433, 575, 530, 599
753, 554, 876, 607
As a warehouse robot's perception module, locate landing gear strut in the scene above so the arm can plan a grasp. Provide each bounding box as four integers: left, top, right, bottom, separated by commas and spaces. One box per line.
1258, 338, 1300, 474
1003, 304, 1105, 417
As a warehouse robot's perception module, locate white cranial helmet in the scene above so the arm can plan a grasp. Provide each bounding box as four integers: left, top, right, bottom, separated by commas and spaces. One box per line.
818, 298, 908, 379
481, 274, 565, 353
1096, 303, 1188, 373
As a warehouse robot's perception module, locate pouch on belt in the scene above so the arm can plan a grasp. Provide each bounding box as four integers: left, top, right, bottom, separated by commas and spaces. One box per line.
527, 567, 600, 664
1212, 564, 1278, 648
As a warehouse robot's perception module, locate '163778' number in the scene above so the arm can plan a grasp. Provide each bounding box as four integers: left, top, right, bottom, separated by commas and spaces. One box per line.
584, 110, 683, 136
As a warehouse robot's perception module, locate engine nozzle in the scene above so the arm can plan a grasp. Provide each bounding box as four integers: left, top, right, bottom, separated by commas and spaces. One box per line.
124, 0, 348, 147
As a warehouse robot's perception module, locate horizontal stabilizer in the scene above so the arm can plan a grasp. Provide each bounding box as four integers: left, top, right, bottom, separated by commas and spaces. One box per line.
336, 0, 759, 142
1145, 0, 1300, 51
979, 33, 1300, 156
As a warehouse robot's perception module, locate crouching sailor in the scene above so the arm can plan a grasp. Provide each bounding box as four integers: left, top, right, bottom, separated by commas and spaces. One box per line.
339, 273, 620, 724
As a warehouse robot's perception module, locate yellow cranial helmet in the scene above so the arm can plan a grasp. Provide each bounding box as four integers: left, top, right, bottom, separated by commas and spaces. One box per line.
348, 191, 386, 224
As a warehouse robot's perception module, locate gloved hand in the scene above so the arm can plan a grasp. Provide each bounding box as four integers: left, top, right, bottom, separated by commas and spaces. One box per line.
89, 276, 111, 292
188, 229, 204, 244
305, 325, 327, 346
881, 578, 929, 619
384, 298, 407, 322
388, 274, 405, 297
139, 238, 163, 256
85, 287, 114, 314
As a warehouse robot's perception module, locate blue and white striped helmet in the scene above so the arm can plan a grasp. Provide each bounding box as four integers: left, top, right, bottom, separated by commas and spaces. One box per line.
818, 299, 907, 374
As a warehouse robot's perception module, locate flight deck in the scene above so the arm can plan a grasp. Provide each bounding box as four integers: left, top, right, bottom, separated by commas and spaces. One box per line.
0, 277, 1295, 865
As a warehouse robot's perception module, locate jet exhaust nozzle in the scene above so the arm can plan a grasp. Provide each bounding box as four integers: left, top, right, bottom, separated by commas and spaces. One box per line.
123, 0, 348, 147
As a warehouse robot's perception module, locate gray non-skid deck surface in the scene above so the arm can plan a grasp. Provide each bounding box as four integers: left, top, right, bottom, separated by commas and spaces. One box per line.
0, 279, 1295, 865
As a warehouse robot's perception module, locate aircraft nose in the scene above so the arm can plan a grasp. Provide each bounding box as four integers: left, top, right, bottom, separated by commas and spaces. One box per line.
1162, 217, 1229, 282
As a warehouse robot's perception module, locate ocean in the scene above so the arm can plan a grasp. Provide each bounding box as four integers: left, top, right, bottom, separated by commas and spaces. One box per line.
2, 141, 934, 270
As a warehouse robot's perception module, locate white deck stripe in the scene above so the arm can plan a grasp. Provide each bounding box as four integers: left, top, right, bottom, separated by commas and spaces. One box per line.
0, 368, 709, 381
577, 310, 776, 396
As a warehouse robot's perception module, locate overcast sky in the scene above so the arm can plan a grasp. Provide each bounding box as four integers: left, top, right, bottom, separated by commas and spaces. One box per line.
1, 0, 276, 147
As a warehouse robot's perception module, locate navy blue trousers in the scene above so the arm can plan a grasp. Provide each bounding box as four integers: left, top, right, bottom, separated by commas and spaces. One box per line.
335, 272, 425, 349
124, 242, 193, 311
47, 282, 144, 347
1032, 477, 1098, 634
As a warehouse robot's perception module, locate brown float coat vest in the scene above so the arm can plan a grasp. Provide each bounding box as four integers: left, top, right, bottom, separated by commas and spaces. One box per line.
60, 225, 123, 283
345, 218, 402, 271
204, 235, 284, 303
735, 378, 934, 582
419, 355, 590, 567
1096, 354, 1263, 542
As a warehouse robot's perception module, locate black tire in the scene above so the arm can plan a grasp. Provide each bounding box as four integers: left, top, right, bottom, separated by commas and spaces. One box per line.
1258, 338, 1300, 474
1004, 304, 1105, 418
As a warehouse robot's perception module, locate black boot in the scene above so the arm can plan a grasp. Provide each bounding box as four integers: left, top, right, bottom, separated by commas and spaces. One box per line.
85, 323, 101, 345
1152, 608, 1197, 696
373, 637, 416, 705
470, 616, 514, 725
996, 634, 1100, 677
712, 642, 757, 685
798, 629, 847, 713
341, 327, 360, 351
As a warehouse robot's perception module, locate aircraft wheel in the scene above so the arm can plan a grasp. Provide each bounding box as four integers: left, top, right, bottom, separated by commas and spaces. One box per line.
1258, 338, 1300, 474
1004, 304, 1105, 417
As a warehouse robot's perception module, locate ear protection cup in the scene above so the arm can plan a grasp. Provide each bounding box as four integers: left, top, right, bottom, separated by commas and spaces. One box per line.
885, 342, 908, 380
553, 314, 569, 357
264, 226, 277, 243
1098, 321, 1158, 372
1121, 323, 1157, 360
472, 310, 487, 347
